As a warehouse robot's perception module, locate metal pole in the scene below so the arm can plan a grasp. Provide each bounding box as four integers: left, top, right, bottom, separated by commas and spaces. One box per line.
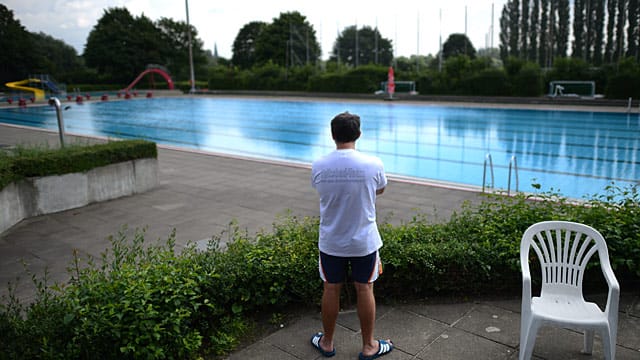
49, 97, 65, 147
185, 0, 196, 93
438, 9, 443, 72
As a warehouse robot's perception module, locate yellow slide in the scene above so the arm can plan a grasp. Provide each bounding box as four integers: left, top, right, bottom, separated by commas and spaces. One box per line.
5, 79, 45, 101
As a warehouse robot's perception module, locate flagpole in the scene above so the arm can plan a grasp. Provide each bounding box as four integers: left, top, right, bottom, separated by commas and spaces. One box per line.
438, 8, 442, 72
185, 0, 196, 93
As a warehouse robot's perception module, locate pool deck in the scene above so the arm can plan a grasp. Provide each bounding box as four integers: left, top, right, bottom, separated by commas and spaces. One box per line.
1, 103, 639, 359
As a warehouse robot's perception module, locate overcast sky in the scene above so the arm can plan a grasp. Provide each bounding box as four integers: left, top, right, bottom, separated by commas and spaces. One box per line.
5, 0, 507, 59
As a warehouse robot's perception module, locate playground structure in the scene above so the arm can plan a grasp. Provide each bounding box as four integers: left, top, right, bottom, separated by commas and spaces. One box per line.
123, 65, 174, 93
5, 74, 65, 101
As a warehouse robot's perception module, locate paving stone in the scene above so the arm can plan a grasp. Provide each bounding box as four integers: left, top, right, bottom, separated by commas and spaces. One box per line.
416, 327, 515, 360
617, 312, 640, 351
401, 301, 475, 325
374, 308, 448, 356
270, 316, 361, 360
454, 303, 521, 348
225, 340, 299, 360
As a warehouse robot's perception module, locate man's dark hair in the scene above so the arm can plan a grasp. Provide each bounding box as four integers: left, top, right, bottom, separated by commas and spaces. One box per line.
331, 112, 361, 143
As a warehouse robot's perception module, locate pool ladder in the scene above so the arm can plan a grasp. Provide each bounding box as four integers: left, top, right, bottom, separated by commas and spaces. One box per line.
482, 154, 519, 195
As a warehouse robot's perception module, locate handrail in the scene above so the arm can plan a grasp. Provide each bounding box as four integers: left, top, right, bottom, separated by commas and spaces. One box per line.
48, 97, 65, 147
507, 155, 519, 195
482, 153, 494, 192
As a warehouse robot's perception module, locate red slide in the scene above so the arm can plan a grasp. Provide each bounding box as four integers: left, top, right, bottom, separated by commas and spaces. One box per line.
123, 67, 174, 92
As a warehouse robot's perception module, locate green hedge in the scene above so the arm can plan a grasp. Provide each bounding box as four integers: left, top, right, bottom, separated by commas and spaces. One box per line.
1, 184, 638, 359
0, 140, 157, 190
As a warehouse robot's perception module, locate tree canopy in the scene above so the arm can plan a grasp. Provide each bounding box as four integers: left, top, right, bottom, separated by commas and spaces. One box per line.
84, 7, 206, 84
0, 4, 82, 85
442, 33, 476, 60
0, 4, 36, 84
254, 11, 321, 67
232, 21, 267, 69
331, 25, 393, 67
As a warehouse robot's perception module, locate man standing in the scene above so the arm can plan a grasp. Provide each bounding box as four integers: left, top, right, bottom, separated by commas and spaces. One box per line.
310, 112, 394, 359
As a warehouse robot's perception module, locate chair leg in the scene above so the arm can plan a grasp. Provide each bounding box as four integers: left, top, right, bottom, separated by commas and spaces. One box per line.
582, 329, 594, 354
600, 329, 616, 360
519, 319, 540, 360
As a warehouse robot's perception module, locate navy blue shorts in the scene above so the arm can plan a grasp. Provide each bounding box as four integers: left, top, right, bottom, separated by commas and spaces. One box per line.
319, 251, 382, 284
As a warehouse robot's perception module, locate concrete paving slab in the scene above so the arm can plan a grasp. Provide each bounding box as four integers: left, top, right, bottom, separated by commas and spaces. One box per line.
373, 308, 448, 356
267, 316, 358, 360
416, 326, 515, 360
617, 313, 640, 351
334, 304, 394, 332
226, 340, 299, 360
526, 325, 639, 360
453, 303, 521, 348
401, 301, 475, 325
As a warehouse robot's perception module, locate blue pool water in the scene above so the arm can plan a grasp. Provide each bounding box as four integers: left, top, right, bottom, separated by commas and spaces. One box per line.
1, 97, 638, 199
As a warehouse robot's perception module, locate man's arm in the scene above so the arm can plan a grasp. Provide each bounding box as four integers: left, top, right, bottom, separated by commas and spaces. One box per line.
376, 187, 385, 196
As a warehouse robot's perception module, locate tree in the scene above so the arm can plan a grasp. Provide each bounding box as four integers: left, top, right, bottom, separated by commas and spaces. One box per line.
232, 21, 267, 69
520, 0, 530, 59
572, 0, 585, 59
442, 33, 476, 60
528, 0, 540, 63
29, 32, 83, 75
155, 17, 207, 80
499, 4, 511, 60
592, 0, 606, 65
605, 0, 618, 63
509, 0, 521, 57
539, 0, 549, 67
0, 4, 35, 84
254, 11, 320, 68
85, 7, 206, 84
556, 0, 570, 58
331, 25, 393, 67
615, 0, 626, 62
627, 0, 639, 59
84, 8, 142, 82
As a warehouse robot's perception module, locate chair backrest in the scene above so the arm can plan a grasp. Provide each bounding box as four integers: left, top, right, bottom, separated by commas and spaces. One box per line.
520, 221, 611, 297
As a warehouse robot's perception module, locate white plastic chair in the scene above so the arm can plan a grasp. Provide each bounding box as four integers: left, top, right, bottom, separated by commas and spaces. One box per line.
519, 221, 620, 360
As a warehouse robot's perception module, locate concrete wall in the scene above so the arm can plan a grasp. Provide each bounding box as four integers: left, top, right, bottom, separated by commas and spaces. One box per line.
0, 158, 157, 234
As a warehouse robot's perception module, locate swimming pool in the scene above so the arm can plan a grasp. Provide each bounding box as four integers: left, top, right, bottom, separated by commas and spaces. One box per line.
1, 97, 638, 199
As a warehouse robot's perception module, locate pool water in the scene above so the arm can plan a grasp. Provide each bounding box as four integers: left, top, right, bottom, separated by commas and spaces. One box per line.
1, 97, 638, 199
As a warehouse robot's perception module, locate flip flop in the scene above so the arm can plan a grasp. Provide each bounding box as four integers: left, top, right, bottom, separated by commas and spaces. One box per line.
310, 332, 336, 357
358, 339, 394, 360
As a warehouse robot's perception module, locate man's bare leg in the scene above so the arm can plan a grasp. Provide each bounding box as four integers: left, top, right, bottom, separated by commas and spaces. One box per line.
355, 281, 380, 356
320, 282, 342, 352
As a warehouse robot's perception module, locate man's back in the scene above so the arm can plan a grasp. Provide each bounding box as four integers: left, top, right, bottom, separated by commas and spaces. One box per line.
311, 148, 386, 257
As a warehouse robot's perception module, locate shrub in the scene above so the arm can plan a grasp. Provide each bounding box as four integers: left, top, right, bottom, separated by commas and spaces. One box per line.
605, 72, 640, 99
510, 62, 543, 96
309, 65, 387, 93
1, 140, 157, 190
1, 185, 638, 358
464, 68, 510, 96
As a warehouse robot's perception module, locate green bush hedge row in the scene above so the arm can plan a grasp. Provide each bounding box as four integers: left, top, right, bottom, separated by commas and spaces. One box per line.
206, 56, 640, 99
0, 140, 157, 190
1, 184, 638, 359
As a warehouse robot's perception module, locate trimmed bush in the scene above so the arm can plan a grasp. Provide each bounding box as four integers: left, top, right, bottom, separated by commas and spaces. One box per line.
1, 184, 638, 358
464, 68, 510, 96
1, 140, 157, 190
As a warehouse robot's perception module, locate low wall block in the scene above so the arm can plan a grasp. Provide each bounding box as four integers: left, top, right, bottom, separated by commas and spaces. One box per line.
0, 158, 158, 235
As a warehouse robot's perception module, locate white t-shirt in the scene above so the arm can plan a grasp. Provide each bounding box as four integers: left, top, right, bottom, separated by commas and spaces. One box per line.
311, 149, 387, 257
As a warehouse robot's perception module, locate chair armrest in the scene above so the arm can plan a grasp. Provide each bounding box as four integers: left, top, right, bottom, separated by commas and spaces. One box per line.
521, 271, 532, 315
600, 260, 620, 317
